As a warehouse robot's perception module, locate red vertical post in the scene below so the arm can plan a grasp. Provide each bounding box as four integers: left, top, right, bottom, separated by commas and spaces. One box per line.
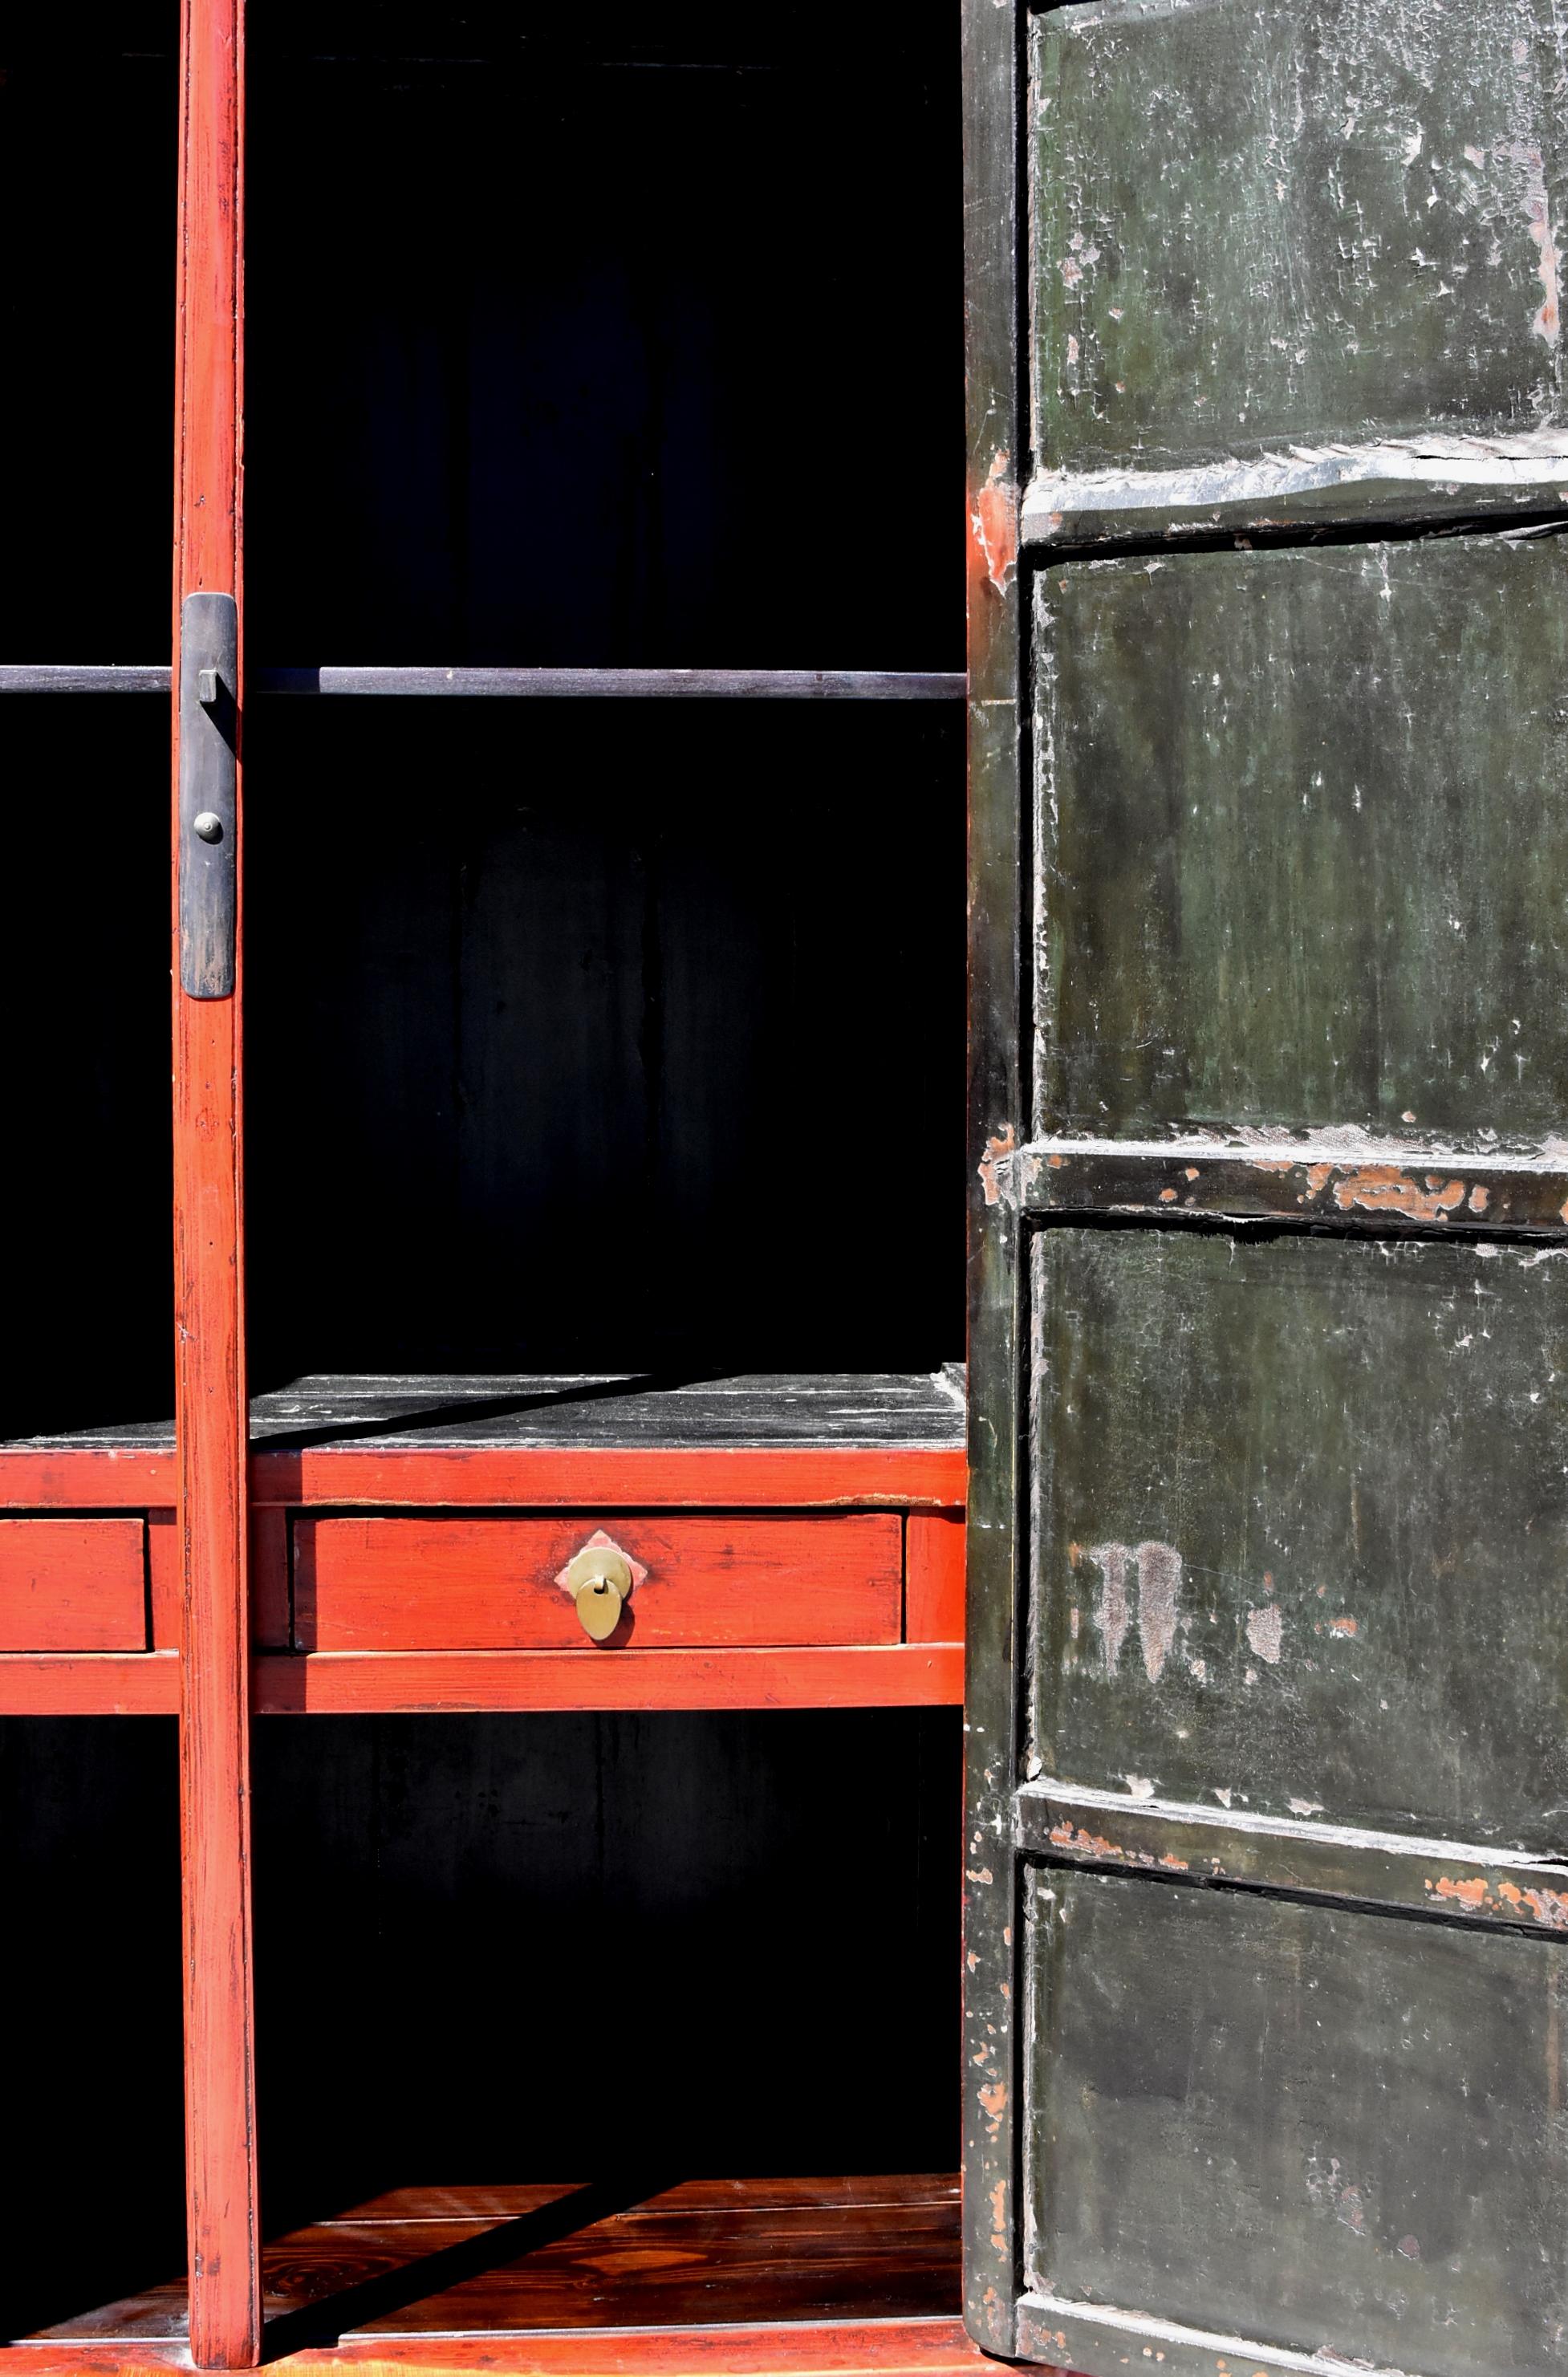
173, 0, 258, 2363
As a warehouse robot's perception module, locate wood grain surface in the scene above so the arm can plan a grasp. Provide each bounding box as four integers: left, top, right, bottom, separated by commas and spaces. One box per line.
295, 1515, 903, 1653
0, 1518, 145, 1652
37, 2176, 963, 2349
904, 1515, 965, 1648
0, 2320, 992, 2377
251, 1645, 963, 1714
171, 0, 259, 2359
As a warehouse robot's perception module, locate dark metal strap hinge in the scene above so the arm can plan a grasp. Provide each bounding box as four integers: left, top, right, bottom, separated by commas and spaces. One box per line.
178, 591, 238, 998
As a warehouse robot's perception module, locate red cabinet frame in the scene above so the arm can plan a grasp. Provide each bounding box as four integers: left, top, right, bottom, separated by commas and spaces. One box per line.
0, 6, 966, 2366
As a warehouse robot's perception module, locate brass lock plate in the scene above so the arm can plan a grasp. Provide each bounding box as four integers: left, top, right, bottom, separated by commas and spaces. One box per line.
553, 1530, 648, 1644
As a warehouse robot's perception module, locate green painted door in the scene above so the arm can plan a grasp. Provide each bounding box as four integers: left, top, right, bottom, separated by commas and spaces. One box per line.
964, 6, 1568, 2374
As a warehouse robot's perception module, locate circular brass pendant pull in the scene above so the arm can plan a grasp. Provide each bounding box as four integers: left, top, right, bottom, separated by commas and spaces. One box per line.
560, 1542, 634, 1641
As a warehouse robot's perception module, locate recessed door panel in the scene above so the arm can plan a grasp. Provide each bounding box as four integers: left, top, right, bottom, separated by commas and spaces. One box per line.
1030, 0, 1568, 474
1034, 535, 1568, 1142
1030, 1228, 1568, 1847
1022, 1865, 1568, 2377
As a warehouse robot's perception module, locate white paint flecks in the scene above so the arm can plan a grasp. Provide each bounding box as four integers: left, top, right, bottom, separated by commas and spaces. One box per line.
1124, 1774, 1156, 1800
1080, 1540, 1183, 1680
1288, 1797, 1326, 1817
1085, 1543, 1133, 1676
1137, 1542, 1183, 1681
1306, 2155, 1373, 2241
1246, 1602, 1284, 1664
1526, 156, 1562, 344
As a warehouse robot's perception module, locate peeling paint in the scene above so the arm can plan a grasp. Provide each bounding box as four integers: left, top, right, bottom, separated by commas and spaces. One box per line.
1137, 1542, 1182, 1680
1078, 1541, 1184, 1681
1331, 1167, 1468, 1221
978, 1123, 1018, 1208
1084, 1541, 1133, 1674
1245, 1603, 1283, 1664
971, 449, 1018, 597
1428, 1873, 1489, 1909
1306, 2155, 1373, 2239
1519, 144, 1562, 344
1425, 1872, 1568, 1928
1048, 1817, 1190, 1875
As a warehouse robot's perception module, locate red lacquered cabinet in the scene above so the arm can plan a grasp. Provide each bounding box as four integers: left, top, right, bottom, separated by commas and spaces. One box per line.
0, 3, 969, 2371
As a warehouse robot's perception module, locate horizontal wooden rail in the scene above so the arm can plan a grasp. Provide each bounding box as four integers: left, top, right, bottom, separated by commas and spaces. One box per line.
0, 1651, 180, 1714
1017, 1134, 1568, 1235
0, 1448, 964, 1511
258, 667, 966, 697
0, 665, 965, 700
250, 1444, 968, 1507
252, 1644, 963, 1713
0, 664, 171, 693
0, 1645, 962, 1716
0, 1450, 177, 1505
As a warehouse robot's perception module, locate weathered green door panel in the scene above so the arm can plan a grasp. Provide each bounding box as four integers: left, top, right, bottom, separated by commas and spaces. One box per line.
1030, 1228, 1568, 1849
971, 0, 1568, 2363
1034, 534, 1568, 1143
1031, 0, 1568, 474
1023, 1866, 1568, 2375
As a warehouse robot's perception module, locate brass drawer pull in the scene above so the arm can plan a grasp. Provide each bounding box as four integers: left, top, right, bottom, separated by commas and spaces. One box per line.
554, 1531, 647, 1643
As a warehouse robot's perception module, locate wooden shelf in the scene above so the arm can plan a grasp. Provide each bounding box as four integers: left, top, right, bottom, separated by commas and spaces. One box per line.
0, 1374, 966, 1509
20, 2176, 981, 2375
0, 1375, 965, 1713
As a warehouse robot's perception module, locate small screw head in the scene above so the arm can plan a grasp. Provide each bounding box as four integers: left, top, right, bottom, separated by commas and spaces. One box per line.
193, 811, 224, 843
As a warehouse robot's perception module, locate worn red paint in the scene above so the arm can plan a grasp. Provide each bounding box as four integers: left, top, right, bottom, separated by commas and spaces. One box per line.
977, 1124, 1018, 1208
1048, 1818, 1190, 1875
1425, 1873, 1568, 1929
1331, 1168, 1467, 1222
1429, 1874, 1489, 1909
971, 450, 1018, 597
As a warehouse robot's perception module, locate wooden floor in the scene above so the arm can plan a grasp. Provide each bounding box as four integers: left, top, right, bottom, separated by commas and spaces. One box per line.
19, 2177, 984, 2373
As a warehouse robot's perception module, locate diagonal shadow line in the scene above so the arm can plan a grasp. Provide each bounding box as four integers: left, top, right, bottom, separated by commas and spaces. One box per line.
249, 1370, 734, 1453
261, 2173, 674, 2359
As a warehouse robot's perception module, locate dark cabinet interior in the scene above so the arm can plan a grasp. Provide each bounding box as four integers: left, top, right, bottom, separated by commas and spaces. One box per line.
0, 7, 177, 660
2, 1721, 186, 2336
251, 1712, 961, 2233
244, 2, 960, 670
2, 698, 174, 1439
245, 697, 963, 1380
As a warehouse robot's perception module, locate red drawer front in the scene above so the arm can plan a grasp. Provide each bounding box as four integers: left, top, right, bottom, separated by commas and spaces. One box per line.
294, 1514, 904, 1652
0, 1518, 147, 1652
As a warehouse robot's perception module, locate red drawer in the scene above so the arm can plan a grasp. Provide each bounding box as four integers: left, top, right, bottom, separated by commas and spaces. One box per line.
0, 1518, 147, 1652
293, 1514, 904, 1652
